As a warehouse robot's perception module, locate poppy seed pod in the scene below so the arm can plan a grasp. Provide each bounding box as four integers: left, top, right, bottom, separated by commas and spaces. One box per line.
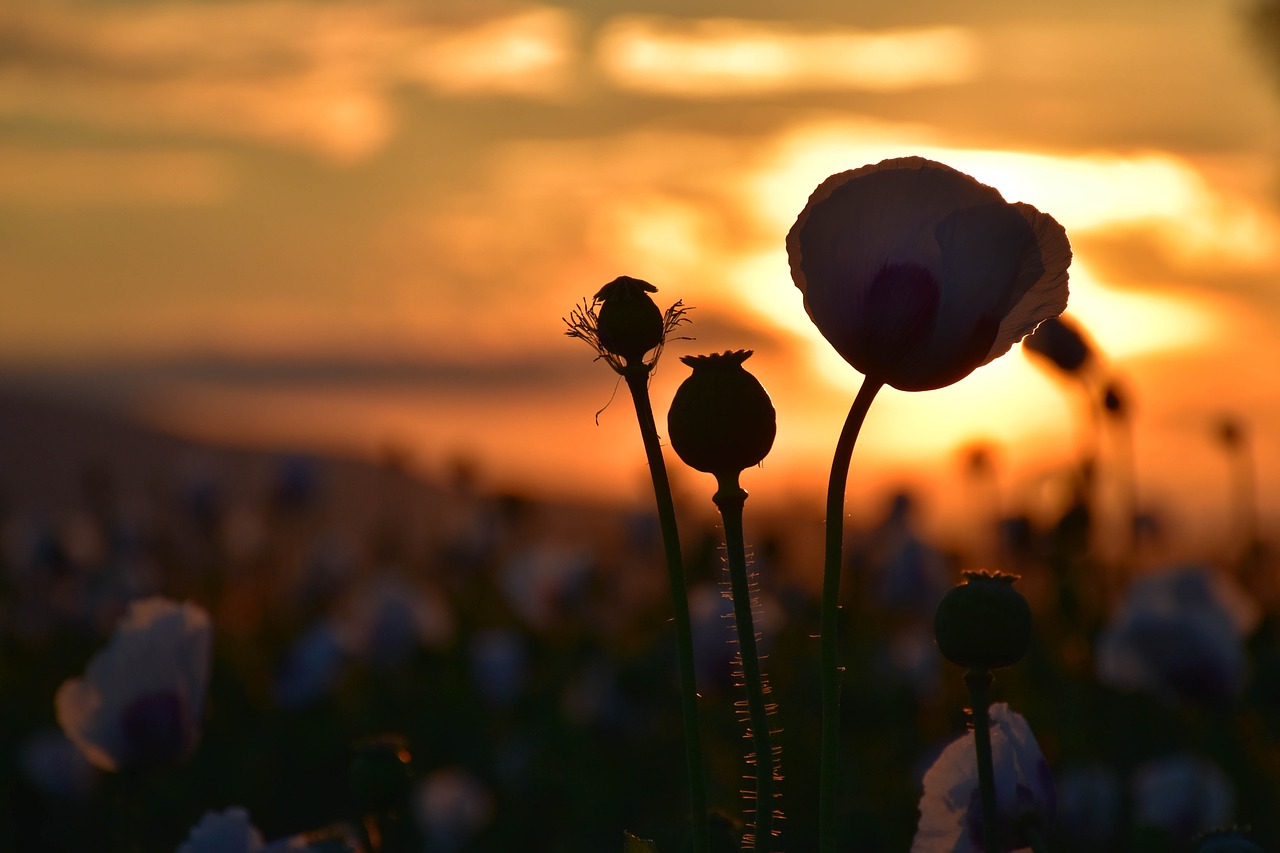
934, 571, 1032, 670
667, 350, 776, 478
594, 276, 665, 365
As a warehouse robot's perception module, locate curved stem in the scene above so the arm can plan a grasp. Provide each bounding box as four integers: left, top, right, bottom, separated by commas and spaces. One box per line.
819, 376, 884, 853
715, 478, 775, 850
623, 366, 710, 853
965, 669, 999, 853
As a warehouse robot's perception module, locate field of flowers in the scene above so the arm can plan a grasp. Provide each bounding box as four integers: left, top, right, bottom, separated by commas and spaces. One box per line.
2, 157, 1277, 852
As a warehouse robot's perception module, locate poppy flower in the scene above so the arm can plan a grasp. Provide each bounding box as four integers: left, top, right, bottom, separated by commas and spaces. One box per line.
1095, 564, 1258, 705
912, 703, 1055, 853
788, 157, 1071, 391
55, 597, 212, 772
177, 808, 264, 853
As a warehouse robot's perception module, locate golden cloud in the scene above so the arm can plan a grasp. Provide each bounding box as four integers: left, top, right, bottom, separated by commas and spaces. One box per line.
595, 17, 981, 96
0, 1, 578, 162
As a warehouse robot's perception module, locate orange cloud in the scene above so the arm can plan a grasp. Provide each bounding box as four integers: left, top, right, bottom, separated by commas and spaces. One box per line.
595, 17, 980, 96
0, 1, 578, 162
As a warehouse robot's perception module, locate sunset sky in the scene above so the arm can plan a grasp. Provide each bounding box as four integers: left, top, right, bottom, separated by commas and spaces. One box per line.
4, 0, 1280, 544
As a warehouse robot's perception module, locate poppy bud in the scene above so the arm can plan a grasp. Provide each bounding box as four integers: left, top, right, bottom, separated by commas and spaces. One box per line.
934, 571, 1032, 670
667, 350, 776, 478
594, 276, 665, 365
1102, 380, 1128, 418
1023, 315, 1092, 374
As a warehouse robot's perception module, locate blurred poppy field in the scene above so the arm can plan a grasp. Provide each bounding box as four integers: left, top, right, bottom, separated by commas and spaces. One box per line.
0, 340, 1277, 852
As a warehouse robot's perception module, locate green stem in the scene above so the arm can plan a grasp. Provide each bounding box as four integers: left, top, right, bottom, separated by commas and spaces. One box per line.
819, 376, 883, 853
714, 478, 775, 850
965, 668, 999, 853
623, 366, 710, 853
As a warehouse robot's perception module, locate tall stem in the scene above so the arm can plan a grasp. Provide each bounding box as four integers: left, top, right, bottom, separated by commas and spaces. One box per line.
819, 376, 884, 853
624, 366, 710, 853
965, 669, 999, 853
715, 479, 776, 849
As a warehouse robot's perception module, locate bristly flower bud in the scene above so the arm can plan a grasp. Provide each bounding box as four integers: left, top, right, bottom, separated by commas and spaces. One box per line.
667, 350, 776, 479
594, 276, 665, 365
934, 571, 1032, 670
563, 276, 690, 374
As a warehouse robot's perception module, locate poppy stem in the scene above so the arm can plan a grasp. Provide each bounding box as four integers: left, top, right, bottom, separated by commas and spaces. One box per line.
623, 365, 711, 853
714, 478, 776, 850
965, 668, 999, 853
819, 375, 883, 853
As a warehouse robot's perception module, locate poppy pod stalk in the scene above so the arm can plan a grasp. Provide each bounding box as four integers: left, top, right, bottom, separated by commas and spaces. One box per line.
668, 349, 781, 848
787, 157, 1071, 391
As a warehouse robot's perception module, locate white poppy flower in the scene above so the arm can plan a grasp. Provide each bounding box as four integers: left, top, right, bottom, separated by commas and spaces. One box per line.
56, 597, 212, 772
176, 807, 264, 853
912, 703, 1055, 853
788, 157, 1070, 391
1096, 564, 1257, 704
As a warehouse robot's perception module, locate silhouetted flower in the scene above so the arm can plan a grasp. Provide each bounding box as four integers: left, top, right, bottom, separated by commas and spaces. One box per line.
177, 807, 264, 853
912, 703, 1055, 852
564, 276, 690, 373
788, 157, 1070, 391
667, 350, 776, 479
56, 597, 212, 772
1096, 564, 1258, 704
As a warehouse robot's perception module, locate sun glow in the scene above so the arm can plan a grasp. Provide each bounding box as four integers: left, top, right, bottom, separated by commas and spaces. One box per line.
748, 121, 1280, 268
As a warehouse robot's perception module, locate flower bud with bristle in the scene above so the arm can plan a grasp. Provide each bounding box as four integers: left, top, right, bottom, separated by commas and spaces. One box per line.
563, 276, 690, 374
667, 350, 776, 479
934, 571, 1032, 670
593, 276, 665, 366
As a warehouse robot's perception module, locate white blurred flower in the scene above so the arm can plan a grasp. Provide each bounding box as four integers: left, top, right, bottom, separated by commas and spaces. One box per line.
1097, 564, 1258, 704
272, 622, 347, 709
333, 573, 455, 667
18, 729, 100, 799
176, 807, 264, 853
1055, 762, 1121, 846
414, 767, 494, 853
912, 703, 1054, 853
469, 628, 528, 709
498, 543, 594, 631
56, 597, 212, 772
1132, 753, 1234, 841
